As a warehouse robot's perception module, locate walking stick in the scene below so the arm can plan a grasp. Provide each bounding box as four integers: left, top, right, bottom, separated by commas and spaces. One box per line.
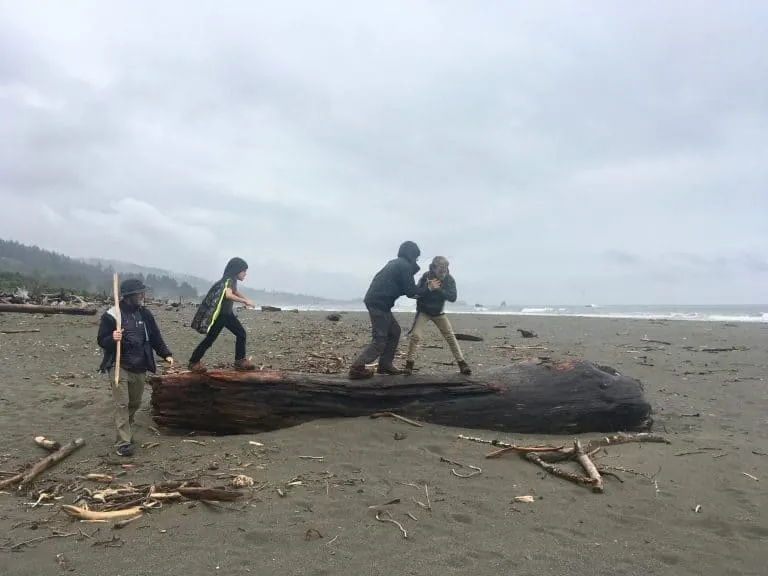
112, 273, 121, 389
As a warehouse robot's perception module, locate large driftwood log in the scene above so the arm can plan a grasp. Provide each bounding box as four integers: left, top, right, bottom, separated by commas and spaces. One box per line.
0, 303, 97, 316
149, 359, 653, 435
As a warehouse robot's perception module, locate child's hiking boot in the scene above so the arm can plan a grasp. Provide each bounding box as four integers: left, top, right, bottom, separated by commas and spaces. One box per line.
116, 442, 135, 457
458, 360, 472, 375
235, 358, 256, 371
188, 361, 207, 373
348, 365, 374, 380
377, 365, 404, 375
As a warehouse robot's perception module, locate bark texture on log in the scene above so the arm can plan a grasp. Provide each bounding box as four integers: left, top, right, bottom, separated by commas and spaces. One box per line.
0, 303, 97, 316
149, 359, 653, 435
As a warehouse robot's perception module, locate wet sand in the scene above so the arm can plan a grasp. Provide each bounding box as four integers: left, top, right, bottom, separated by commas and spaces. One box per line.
1, 307, 766, 575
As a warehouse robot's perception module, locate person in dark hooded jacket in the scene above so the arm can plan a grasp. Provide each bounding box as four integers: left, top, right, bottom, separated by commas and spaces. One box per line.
188, 257, 257, 373
97, 278, 173, 457
348, 241, 437, 379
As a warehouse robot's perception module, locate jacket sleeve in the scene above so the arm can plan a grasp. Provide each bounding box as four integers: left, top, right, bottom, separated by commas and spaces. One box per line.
413, 273, 429, 299
97, 313, 116, 349
401, 264, 423, 299
144, 310, 173, 359
440, 275, 458, 303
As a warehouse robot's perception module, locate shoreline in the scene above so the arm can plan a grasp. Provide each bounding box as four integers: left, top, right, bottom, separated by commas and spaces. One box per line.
243, 305, 768, 324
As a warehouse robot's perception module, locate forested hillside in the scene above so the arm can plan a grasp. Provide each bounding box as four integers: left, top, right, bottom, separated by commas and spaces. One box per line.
0, 239, 198, 299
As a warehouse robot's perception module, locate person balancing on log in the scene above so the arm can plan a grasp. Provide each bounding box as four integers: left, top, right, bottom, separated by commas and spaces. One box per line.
405, 256, 472, 376
188, 257, 257, 373
97, 278, 174, 457
348, 241, 437, 379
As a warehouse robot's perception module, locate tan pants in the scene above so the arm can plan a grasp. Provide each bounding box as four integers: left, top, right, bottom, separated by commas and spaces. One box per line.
108, 368, 146, 445
406, 313, 465, 363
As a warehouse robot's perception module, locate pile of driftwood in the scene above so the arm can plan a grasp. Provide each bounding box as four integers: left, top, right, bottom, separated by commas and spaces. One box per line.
0, 288, 100, 315
61, 479, 245, 524
459, 432, 669, 493
0, 436, 248, 528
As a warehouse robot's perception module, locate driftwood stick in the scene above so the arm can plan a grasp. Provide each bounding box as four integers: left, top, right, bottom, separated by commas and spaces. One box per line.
530, 433, 670, 462
375, 510, 408, 539
61, 505, 143, 521
485, 444, 566, 458
0, 303, 97, 316
34, 436, 61, 452
585, 433, 670, 450
113, 273, 121, 390
0, 438, 85, 490
175, 486, 243, 501
524, 452, 595, 487
5, 530, 80, 551
574, 439, 604, 493
457, 434, 514, 448
370, 412, 424, 427
0, 328, 41, 334
113, 514, 144, 529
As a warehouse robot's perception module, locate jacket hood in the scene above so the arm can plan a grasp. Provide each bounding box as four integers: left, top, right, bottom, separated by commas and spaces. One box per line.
397, 241, 420, 264
223, 257, 248, 279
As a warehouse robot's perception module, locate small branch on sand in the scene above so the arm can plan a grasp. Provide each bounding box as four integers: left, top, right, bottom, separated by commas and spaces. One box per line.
524, 453, 595, 487
439, 457, 482, 478
0, 329, 41, 334
406, 483, 432, 511
641, 336, 672, 345
370, 412, 423, 428
485, 444, 565, 458
113, 514, 144, 529
3, 530, 80, 551
0, 438, 85, 490
700, 346, 748, 353
375, 510, 408, 539
574, 440, 603, 493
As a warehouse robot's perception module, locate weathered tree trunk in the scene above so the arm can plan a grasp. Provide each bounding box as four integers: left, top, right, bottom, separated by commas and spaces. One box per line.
149, 359, 653, 435
0, 303, 97, 316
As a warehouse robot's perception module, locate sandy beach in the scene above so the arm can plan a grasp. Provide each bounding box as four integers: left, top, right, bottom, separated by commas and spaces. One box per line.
1, 307, 766, 575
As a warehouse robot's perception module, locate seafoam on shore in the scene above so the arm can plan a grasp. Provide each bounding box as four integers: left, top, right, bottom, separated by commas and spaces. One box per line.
273, 302, 768, 324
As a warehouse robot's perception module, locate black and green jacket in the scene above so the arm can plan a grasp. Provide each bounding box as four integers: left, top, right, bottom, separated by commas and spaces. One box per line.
415, 272, 458, 316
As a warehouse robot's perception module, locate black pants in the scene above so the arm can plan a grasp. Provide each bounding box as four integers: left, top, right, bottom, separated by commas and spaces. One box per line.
189, 313, 247, 363
351, 305, 401, 369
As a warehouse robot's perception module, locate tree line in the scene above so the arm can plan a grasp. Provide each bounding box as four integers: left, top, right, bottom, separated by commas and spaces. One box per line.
0, 239, 198, 300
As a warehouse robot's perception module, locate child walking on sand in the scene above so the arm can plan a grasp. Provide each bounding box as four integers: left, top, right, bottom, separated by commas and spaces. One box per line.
405, 256, 471, 375
97, 278, 174, 457
189, 257, 257, 373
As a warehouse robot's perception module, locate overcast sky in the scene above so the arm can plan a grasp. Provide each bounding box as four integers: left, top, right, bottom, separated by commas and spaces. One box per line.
1, 1, 766, 304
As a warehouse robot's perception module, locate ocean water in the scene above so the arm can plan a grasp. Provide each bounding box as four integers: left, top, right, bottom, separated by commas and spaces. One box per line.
286, 302, 768, 323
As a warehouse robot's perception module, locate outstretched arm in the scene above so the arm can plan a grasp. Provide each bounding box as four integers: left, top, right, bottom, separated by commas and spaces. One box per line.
144, 311, 173, 360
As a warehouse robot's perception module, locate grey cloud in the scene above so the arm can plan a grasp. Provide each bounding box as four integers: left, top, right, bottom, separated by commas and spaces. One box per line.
0, 1, 766, 304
